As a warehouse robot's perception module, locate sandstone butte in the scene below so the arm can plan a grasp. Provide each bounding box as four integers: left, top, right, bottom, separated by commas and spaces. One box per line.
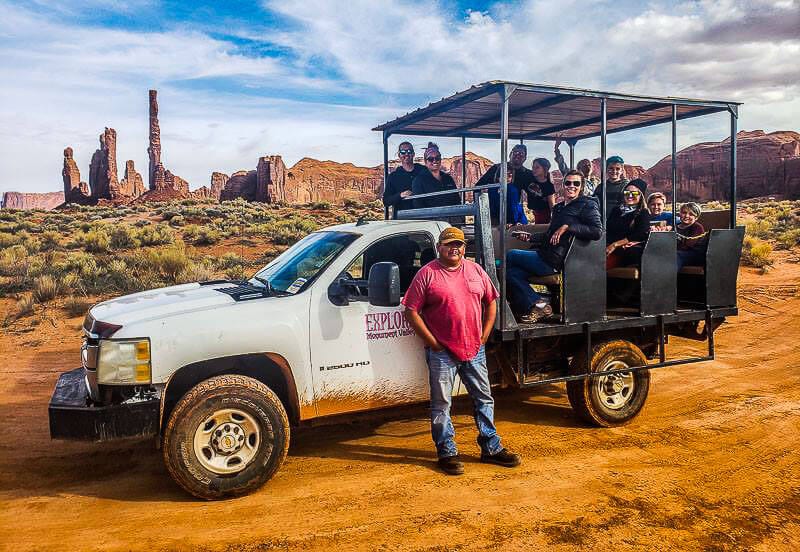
3, 130, 799, 210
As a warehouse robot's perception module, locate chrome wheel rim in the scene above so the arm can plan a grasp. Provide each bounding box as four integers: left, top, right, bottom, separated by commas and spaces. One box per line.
595, 360, 635, 410
193, 408, 263, 475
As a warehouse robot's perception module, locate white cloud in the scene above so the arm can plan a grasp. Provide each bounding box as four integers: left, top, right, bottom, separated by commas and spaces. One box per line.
1, 0, 799, 196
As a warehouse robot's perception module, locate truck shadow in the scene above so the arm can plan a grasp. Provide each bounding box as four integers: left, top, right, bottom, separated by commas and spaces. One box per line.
3, 386, 577, 502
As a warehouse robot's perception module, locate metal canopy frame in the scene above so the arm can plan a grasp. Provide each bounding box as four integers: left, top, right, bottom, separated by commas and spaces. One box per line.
374, 80, 741, 330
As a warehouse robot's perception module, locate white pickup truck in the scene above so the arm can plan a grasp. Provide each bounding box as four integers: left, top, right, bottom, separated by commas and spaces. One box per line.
50, 219, 452, 499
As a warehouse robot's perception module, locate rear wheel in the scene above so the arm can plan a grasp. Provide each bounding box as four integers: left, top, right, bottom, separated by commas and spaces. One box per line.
163, 375, 290, 499
566, 340, 650, 427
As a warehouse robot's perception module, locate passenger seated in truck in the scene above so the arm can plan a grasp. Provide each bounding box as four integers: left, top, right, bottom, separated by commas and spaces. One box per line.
593, 155, 629, 215
487, 166, 528, 226
505, 170, 602, 323
647, 192, 677, 230
526, 158, 556, 224
676, 202, 707, 271
606, 178, 650, 269
411, 143, 460, 209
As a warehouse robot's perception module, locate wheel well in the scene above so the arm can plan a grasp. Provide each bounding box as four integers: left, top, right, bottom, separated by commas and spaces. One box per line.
161, 353, 301, 431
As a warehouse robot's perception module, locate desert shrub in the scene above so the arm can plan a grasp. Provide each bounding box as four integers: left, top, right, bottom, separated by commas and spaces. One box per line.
182, 224, 200, 241
0, 245, 30, 278
79, 229, 111, 253
169, 215, 185, 226
32, 274, 59, 302
135, 224, 174, 246
776, 228, 800, 250
17, 231, 41, 253
215, 252, 247, 271
145, 246, 190, 282
745, 219, 773, 240
15, 294, 35, 318
39, 230, 61, 251
193, 226, 221, 245
177, 261, 215, 284
310, 201, 331, 210
224, 263, 247, 281
109, 226, 138, 249
0, 232, 20, 248
63, 295, 91, 317
742, 236, 773, 269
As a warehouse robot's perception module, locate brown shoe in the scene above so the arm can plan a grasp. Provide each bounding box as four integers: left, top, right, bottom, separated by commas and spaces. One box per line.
480, 448, 521, 468
437, 455, 464, 475
520, 303, 552, 324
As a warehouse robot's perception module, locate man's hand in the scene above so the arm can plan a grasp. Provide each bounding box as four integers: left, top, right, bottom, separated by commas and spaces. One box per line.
400, 190, 412, 198
554, 136, 562, 153
606, 242, 617, 256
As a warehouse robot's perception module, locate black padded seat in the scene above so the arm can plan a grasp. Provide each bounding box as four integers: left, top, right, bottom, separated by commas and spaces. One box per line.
679, 266, 705, 276
607, 267, 640, 279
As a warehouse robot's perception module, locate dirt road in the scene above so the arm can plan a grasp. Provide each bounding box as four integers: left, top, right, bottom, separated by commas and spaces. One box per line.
1, 265, 799, 551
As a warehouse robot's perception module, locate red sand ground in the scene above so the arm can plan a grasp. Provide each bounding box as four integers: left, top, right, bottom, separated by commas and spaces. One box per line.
0, 263, 798, 550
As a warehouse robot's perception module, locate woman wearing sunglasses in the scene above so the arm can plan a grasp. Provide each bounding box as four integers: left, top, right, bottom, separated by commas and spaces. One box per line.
605, 178, 651, 269
506, 171, 602, 323
411, 142, 460, 210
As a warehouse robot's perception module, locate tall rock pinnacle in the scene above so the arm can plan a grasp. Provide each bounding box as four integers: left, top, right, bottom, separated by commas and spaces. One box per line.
148, 89, 162, 190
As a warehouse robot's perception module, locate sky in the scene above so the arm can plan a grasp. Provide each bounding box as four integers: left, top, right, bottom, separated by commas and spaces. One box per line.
1, 0, 798, 195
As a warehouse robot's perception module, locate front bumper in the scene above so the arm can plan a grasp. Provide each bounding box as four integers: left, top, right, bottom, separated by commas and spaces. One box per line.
49, 368, 160, 442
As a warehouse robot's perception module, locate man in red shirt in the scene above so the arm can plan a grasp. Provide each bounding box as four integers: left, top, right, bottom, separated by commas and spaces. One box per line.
403, 227, 521, 475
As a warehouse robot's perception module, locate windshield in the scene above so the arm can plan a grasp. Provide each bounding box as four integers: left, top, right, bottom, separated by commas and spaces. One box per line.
250, 231, 358, 294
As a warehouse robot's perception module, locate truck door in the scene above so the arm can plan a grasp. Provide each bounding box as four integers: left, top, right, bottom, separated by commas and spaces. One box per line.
309, 232, 436, 416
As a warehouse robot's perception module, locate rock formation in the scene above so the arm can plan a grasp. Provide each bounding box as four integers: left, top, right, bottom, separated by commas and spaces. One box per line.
141, 89, 190, 200
1, 191, 65, 210
120, 160, 145, 198
220, 170, 258, 202
88, 128, 119, 200
442, 153, 494, 188
648, 130, 800, 201
193, 172, 229, 200
256, 155, 286, 202
62, 147, 90, 203
285, 159, 382, 204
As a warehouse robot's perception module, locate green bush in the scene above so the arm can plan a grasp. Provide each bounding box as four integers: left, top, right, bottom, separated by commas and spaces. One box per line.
40, 230, 62, 250
15, 294, 35, 319
79, 229, 111, 253
776, 228, 800, 250
63, 295, 91, 317
0, 232, 20, 248
135, 224, 174, 246
110, 226, 138, 249
742, 236, 773, 268
32, 274, 59, 302
193, 226, 221, 245
745, 219, 773, 240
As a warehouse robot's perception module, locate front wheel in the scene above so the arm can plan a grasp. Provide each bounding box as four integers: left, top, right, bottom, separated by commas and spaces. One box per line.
163, 375, 290, 499
566, 340, 650, 427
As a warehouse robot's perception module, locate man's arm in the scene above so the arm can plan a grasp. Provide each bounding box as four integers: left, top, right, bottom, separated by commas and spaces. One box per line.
481, 300, 497, 344
405, 308, 444, 351
554, 138, 569, 176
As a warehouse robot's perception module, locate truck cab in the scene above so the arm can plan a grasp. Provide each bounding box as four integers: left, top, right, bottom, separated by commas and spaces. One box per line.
50, 219, 450, 499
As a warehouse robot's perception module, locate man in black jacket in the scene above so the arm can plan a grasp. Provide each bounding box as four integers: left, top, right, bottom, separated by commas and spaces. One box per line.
593, 155, 629, 217
382, 141, 425, 216
506, 171, 603, 323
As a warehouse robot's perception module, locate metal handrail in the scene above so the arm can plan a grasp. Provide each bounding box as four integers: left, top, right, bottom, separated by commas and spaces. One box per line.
398, 183, 500, 202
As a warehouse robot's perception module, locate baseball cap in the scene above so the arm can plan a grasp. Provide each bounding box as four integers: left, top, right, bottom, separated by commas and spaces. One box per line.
438, 227, 465, 245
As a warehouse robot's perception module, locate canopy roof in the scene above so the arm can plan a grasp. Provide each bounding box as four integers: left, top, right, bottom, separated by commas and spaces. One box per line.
373, 81, 739, 142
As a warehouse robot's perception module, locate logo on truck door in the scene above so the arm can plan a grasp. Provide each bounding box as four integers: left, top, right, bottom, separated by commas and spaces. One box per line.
365, 311, 416, 341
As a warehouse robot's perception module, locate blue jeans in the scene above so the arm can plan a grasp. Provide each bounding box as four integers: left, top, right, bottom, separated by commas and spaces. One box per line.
506, 249, 558, 313
426, 345, 503, 459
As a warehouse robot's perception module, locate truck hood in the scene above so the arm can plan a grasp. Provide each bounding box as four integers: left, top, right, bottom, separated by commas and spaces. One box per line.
89, 282, 254, 329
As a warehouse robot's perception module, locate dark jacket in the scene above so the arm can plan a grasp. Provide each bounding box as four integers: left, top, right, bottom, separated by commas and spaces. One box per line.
411, 169, 459, 209
382, 163, 425, 212
593, 178, 629, 216
606, 206, 650, 244
537, 195, 603, 270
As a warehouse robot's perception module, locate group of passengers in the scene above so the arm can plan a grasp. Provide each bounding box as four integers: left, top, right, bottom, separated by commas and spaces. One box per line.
384, 141, 709, 324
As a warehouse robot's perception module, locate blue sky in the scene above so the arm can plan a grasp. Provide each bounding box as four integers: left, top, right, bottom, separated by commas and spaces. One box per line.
1, 0, 798, 194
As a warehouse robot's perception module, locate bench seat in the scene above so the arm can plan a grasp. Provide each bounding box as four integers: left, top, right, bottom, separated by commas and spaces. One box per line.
679, 265, 705, 276
607, 267, 640, 280
528, 274, 562, 286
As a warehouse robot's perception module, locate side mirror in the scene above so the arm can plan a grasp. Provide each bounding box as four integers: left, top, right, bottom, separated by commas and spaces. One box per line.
368, 262, 401, 307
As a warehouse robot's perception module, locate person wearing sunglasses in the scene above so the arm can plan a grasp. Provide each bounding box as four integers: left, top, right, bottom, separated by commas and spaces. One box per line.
411, 142, 460, 210
506, 171, 602, 323
605, 178, 651, 269
383, 141, 425, 215
593, 155, 629, 216
554, 137, 598, 196
476, 144, 534, 226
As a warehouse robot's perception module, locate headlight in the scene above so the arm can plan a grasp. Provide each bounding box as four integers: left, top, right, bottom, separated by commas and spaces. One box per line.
97, 338, 151, 385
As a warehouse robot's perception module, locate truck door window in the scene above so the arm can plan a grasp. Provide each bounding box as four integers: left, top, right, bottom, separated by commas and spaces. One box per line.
344, 233, 435, 294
